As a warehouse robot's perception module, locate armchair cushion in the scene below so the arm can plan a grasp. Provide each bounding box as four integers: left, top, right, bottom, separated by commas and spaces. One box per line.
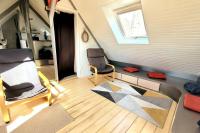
0, 49, 46, 101
87, 48, 104, 58
1, 62, 42, 91
5, 84, 47, 101
91, 65, 114, 74
89, 57, 106, 70
87, 48, 107, 70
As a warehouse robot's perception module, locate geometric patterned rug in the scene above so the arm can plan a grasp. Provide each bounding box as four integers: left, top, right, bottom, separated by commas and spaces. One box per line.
92, 80, 172, 127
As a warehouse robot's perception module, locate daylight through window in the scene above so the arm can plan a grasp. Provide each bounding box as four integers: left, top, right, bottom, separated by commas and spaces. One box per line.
118, 9, 147, 38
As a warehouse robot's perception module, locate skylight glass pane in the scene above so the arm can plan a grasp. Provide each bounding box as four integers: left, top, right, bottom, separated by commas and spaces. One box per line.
118, 10, 147, 38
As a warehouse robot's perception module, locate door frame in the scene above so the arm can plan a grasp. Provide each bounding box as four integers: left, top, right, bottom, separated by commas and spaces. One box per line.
50, 3, 79, 81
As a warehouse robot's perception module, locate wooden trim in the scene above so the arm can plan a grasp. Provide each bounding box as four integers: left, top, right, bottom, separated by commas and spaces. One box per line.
7, 90, 50, 108
68, 0, 77, 10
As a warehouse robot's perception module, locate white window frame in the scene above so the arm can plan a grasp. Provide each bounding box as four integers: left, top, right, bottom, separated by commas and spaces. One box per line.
116, 9, 148, 38
103, 0, 149, 45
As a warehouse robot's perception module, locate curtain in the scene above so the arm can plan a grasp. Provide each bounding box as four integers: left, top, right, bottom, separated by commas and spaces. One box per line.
54, 12, 75, 80
19, 0, 33, 50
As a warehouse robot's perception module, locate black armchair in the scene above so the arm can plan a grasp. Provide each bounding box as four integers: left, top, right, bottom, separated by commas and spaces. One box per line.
87, 48, 115, 85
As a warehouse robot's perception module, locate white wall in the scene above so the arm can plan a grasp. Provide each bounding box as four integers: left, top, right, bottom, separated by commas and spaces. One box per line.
70, 0, 200, 76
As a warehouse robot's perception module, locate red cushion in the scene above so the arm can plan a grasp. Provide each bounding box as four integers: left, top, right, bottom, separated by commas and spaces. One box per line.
123, 67, 139, 73
184, 93, 200, 112
147, 72, 166, 79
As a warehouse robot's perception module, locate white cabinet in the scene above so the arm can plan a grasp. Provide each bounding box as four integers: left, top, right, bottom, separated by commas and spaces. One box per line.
138, 78, 160, 91
116, 72, 160, 91
121, 74, 138, 85
115, 72, 122, 79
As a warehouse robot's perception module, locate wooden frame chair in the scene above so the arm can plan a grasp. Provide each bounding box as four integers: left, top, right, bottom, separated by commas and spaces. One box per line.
0, 49, 52, 123
87, 48, 115, 85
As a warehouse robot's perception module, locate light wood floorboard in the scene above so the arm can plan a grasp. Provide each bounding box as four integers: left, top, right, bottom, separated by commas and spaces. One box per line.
0, 77, 177, 133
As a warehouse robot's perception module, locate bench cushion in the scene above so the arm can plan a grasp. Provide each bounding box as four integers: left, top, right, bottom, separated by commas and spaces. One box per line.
184, 82, 200, 95
123, 67, 139, 73
184, 93, 200, 112
147, 72, 166, 79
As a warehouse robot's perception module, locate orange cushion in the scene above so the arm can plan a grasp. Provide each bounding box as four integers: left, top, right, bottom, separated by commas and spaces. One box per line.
147, 72, 166, 79
184, 93, 200, 112
123, 67, 139, 73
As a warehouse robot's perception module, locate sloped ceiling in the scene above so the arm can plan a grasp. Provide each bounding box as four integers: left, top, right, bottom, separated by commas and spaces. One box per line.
0, 0, 49, 25
29, 0, 49, 24
0, 0, 17, 14
70, 0, 200, 76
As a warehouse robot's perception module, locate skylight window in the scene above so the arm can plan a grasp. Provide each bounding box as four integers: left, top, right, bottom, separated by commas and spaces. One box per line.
103, 1, 149, 44
118, 9, 147, 38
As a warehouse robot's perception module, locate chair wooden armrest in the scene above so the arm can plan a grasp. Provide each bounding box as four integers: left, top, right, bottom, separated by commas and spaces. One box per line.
89, 65, 98, 74
106, 64, 115, 72
0, 78, 10, 123
38, 71, 51, 90
0, 78, 6, 104
38, 71, 52, 105
0, 78, 5, 103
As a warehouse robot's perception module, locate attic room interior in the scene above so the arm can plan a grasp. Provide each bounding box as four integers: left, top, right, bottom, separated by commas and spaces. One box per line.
0, 0, 200, 133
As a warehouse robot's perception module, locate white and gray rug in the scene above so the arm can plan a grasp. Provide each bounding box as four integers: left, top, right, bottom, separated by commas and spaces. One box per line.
92, 80, 172, 127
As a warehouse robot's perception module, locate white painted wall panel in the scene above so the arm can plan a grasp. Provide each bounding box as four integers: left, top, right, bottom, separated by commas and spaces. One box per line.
70, 0, 200, 76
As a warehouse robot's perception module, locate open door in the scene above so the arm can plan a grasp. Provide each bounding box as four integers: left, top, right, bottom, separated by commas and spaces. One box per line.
54, 12, 75, 80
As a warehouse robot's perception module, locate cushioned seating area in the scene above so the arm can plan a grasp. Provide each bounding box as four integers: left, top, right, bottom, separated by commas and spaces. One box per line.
184, 76, 200, 95
112, 64, 200, 133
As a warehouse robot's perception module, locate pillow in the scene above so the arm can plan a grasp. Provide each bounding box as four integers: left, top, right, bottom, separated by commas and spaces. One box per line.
147, 72, 166, 79
184, 82, 200, 95
184, 93, 200, 112
123, 67, 139, 73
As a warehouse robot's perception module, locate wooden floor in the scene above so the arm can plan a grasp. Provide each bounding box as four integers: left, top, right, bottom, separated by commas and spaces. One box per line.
0, 77, 177, 133
56, 78, 177, 133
